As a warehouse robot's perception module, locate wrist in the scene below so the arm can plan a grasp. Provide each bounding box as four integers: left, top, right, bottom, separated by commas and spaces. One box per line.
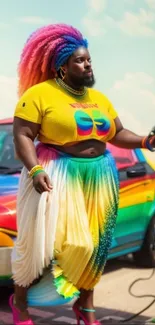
32, 169, 45, 178
141, 136, 155, 152
28, 164, 44, 178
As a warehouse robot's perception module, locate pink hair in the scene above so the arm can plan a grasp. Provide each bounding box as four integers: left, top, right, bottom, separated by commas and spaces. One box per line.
18, 24, 88, 96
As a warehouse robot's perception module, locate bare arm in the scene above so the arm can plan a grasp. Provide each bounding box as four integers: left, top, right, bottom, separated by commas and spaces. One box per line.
13, 117, 40, 170
109, 117, 144, 149
13, 117, 52, 193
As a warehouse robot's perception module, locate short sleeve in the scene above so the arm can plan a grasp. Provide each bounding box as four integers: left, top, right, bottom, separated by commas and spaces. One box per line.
14, 87, 42, 124
108, 101, 118, 119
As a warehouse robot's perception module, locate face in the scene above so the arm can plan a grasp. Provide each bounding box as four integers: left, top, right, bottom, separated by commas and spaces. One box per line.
63, 46, 95, 88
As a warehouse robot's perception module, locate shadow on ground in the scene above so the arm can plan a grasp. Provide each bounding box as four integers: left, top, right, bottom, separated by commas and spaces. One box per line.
0, 257, 153, 324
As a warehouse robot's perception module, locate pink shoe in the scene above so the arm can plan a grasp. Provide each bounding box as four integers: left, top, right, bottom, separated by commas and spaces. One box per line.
73, 302, 101, 325
9, 294, 34, 325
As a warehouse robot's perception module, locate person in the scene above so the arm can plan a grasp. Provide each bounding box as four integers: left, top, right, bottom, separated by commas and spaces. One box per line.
9, 23, 155, 325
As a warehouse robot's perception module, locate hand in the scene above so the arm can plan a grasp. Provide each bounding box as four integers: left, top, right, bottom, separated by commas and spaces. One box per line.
150, 135, 155, 148
148, 126, 155, 149
33, 171, 53, 194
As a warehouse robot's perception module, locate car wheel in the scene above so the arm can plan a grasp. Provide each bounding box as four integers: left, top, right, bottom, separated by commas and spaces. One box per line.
133, 215, 155, 268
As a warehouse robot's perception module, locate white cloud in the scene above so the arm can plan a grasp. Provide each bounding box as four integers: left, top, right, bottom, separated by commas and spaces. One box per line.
83, 0, 107, 36
0, 22, 10, 29
113, 72, 154, 89
117, 9, 155, 37
108, 72, 155, 135
0, 76, 18, 119
145, 0, 155, 9
83, 0, 155, 37
124, 0, 135, 3
18, 16, 48, 25
87, 0, 106, 13
82, 16, 106, 36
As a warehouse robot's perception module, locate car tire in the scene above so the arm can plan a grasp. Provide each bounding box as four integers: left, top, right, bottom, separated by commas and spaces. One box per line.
133, 215, 155, 268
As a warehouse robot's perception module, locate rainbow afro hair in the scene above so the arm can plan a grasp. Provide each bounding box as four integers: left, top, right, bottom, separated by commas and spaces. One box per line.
18, 23, 88, 96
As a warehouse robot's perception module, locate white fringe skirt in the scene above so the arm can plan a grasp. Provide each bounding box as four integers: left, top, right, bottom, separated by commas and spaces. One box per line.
11, 144, 119, 306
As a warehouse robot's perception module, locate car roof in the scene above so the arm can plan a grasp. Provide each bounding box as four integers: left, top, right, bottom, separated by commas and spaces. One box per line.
0, 118, 13, 125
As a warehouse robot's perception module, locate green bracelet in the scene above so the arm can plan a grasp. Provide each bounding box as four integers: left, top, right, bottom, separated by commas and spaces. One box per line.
32, 169, 44, 178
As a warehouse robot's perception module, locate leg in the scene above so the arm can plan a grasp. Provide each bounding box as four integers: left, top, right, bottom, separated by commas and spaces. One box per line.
76, 289, 96, 323
79, 289, 94, 309
14, 284, 30, 321
72, 154, 119, 324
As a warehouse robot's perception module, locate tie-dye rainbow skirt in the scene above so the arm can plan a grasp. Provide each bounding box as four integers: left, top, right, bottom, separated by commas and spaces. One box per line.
12, 144, 119, 306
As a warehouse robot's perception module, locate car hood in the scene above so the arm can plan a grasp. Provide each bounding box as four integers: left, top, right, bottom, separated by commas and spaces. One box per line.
0, 174, 19, 196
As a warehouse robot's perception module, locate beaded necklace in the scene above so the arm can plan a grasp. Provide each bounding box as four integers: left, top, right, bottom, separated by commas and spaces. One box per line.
55, 78, 87, 97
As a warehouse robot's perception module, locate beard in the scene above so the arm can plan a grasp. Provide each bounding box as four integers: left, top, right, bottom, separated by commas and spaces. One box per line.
83, 74, 95, 87
69, 73, 96, 88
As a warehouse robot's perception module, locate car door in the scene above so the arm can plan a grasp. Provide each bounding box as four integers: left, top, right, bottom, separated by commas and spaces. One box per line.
107, 144, 151, 258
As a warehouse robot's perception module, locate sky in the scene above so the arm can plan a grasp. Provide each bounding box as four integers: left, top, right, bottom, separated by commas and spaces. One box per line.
0, 0, 155, 141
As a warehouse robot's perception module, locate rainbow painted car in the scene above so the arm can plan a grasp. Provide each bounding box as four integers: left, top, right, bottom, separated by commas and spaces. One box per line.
0, 118, 155, 285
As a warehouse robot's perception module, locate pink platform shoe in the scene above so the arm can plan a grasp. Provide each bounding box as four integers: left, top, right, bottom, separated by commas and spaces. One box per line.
73, 302, 101, 325
9, 294, 34, 325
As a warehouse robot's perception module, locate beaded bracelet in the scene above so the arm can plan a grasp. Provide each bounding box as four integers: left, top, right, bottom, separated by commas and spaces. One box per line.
141, 136, 155, 152
32, 169, 45, 178
28, 165, 44, 178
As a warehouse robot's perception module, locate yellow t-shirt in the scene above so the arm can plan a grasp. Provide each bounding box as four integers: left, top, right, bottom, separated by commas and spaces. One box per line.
14, 79, 118, 145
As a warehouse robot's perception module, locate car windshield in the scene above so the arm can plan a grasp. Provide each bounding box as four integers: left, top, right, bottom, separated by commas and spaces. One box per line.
0, 123, 23, 170
0, 123, 139, 172
107, 143, 138, 170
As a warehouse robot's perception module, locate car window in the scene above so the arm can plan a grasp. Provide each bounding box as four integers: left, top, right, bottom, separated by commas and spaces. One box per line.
0, 123, 23, 169
0, 124, 138, 171
107, 143, 138, 170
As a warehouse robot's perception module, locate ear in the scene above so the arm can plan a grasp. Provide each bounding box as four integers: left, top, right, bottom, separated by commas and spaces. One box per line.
62, 63, 67, 73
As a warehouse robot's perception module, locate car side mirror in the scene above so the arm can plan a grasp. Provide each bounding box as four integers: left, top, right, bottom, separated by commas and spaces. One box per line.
126, 164, 146, 178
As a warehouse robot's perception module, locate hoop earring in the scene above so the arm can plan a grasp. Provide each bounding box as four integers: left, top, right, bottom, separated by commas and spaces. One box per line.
60, 67, 66, 81
54, 70, 58, 78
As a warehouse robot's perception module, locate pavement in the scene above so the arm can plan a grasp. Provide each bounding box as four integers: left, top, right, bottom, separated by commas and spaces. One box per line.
0, 257, 155, 324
